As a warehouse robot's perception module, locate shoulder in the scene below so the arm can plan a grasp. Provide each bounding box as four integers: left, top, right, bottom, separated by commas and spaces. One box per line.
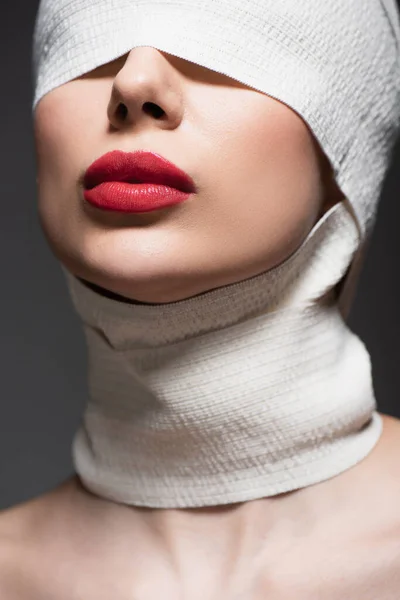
0, 476, 107, 599
0, 505, 31, 599
0, 480, 78, 599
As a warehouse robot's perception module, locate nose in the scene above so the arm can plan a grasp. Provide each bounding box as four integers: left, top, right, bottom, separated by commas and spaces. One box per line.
107, 47, 184, 132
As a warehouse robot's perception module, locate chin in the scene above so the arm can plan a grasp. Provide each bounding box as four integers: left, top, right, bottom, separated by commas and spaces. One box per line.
60, 253, 205, 305
53, 227, 219, 303
74, 268, 182, 304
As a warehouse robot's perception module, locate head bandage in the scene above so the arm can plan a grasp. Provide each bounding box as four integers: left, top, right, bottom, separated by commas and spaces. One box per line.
32, 0, 400, 507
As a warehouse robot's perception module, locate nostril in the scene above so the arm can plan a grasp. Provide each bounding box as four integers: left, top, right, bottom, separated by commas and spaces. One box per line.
116, 102, 128, 120
143, 102, 165, 119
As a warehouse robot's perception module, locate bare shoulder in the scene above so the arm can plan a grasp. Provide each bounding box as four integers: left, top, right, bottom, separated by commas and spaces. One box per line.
0, 502, 35, 599
0, 476, 127, 599
0, 478, 80, 599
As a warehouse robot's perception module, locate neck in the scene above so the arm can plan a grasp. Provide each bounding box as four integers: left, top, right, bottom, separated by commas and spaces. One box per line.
63, 201, 382, 509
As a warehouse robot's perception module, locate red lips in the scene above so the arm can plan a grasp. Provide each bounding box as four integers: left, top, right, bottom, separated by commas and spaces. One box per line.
82, 150, 196, 213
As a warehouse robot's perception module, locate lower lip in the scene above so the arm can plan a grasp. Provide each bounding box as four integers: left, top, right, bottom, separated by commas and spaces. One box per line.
83, 181, 192, 213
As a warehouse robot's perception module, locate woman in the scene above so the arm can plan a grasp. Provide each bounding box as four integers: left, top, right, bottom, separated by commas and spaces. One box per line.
1, 0, 400, 597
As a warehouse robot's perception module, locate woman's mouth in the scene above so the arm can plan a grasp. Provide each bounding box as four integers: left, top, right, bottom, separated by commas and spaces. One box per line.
83, 149, 196, 213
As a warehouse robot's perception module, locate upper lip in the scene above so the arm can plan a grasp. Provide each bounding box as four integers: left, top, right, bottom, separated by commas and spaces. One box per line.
83, 150, 196, 194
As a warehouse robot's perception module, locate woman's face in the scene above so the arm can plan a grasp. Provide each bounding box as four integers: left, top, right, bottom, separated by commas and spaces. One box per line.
34, 47, 339, 304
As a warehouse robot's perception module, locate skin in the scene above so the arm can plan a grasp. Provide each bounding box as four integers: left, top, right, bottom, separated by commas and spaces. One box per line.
33, 47, 338, 305
1, 47, 400, 598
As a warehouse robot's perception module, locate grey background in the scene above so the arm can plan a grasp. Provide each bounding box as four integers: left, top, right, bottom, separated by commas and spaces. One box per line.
1, 1, 400, 510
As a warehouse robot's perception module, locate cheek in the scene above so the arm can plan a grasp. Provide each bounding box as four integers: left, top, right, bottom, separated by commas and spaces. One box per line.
34, 83, 107, 226
205, 94, 324, 262
34, 81, 108, 183
35, 94, 77, 209
33, 87, 95, 260
235, 98, 321, 206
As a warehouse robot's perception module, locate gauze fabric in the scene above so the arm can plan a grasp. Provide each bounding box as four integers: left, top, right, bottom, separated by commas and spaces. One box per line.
33, 0, 400, 508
